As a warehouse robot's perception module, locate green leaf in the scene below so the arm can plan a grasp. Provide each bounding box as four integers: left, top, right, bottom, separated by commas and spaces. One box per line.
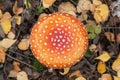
32, 58, 46, 71
94, 25, 101, 34
86, 25, 95, 33
36, 6, 44, 15
88, 33, 96, 39
85, 49, 93, 57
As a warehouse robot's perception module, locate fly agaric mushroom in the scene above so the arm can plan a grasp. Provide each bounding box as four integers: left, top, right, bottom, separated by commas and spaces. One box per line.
30, 12, 88, 69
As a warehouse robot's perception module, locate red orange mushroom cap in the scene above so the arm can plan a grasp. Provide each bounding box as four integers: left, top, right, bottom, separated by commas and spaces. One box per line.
30, 12, 88, 69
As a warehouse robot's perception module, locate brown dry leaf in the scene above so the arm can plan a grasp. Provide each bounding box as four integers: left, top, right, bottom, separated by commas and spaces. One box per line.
8, 70, 18, 78
58, 2, 76, 16
18, 39, 29, 50
59, 67, 70, 75
69, 70, 81, 79
93, 0, 102, 6
0, 9, 3, 18
0, 19, 11, 34
112, 54, 120, 71
0, 48, 6, 63
13, 16, 22, 25
13, 61, 21, 72
116, 33, 120, 43
104, 32, 115, 42
113, 76, 120, 80
0, 38, 16, 49
38, 13, 47, 20
17, 71, 28, 80
89, 4, 96, 12
0, 12, 11, 22
94, 4, 109, 23
78, 11, 88, 21
7, 31, 15, 39
97, 61, 106, 74
42, 0, 56, 8
13, 1, 23, 15
89, 44, 97, 52
75, 76, 86, 80
95, 51, 111, 62
77, 0, 91, 13
99, 74, 112, 80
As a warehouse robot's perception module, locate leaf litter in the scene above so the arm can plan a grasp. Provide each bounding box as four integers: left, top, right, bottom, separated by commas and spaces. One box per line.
0, 0, 120, 80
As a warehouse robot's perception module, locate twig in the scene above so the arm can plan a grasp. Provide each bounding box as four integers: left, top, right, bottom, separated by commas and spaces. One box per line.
6, 54, 37, 70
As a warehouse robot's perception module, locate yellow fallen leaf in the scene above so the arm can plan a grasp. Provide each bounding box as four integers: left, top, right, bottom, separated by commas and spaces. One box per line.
112, 54, 120, 71
0, 19, 11, 34
17, 71, 28, 80
13, 16, 22, 25
95, 51, 111, 62
69, 70, 81, 79
0, 48, 6, 63
42, 0, 56, 8
18, 39, 29, 50
104, 32, 115, 42
0, 38, 16, 49
0, 9, 3, 18
13, 61, 21, 72
59, 67, 70, 75
97, 61, 106, 74
113, 76, 120, 80
13, 1, 23, 15
75, 76, 86, 80
94, 4, 109, 23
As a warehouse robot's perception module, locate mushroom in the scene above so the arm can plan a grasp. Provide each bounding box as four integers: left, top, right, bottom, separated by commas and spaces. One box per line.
30, 12, 88, 69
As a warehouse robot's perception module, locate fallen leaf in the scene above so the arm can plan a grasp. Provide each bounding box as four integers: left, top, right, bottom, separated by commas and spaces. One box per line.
94, 25, 101, 34
13, 1, 23, 15
77, 0, 91, 13
8, 70, 18, 78
0, 19, 11, 34
93, 0, 102, 6
0, 48, 6, 63
38, 13, 47, 20
100, 74, 112, 80
0, 38, 16, 49
104, 32, 115, 42
17, 71, 28, 80
60, 67, 70, 75
94, 4, 109, 23
88, 33, 96, 39
117, 70, 120, 77
78, 11, 88, 21
42, 0, 56, 8
69, 70, 81, 79
116, 33, 120, 43
58, 2, 76, 16
112, 54, 120, 71
18, 39, 29, 50
7, 31, 15, 39
13, 16, 22, 25
0, 12, 11, 22
75, 76, 86, 80
89, 44, 97, 52
13, 61, 21, 72
95, 51, 111, 62
97, 61, 106, 74
0, 9, 3, 18
113, 76, 120, 80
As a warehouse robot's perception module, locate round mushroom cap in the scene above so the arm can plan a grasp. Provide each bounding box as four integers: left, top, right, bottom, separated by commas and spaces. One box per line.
30, 12, 88, 69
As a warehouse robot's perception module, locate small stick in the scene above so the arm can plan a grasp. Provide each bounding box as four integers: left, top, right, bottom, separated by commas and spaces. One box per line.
6, 54, 37, 70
